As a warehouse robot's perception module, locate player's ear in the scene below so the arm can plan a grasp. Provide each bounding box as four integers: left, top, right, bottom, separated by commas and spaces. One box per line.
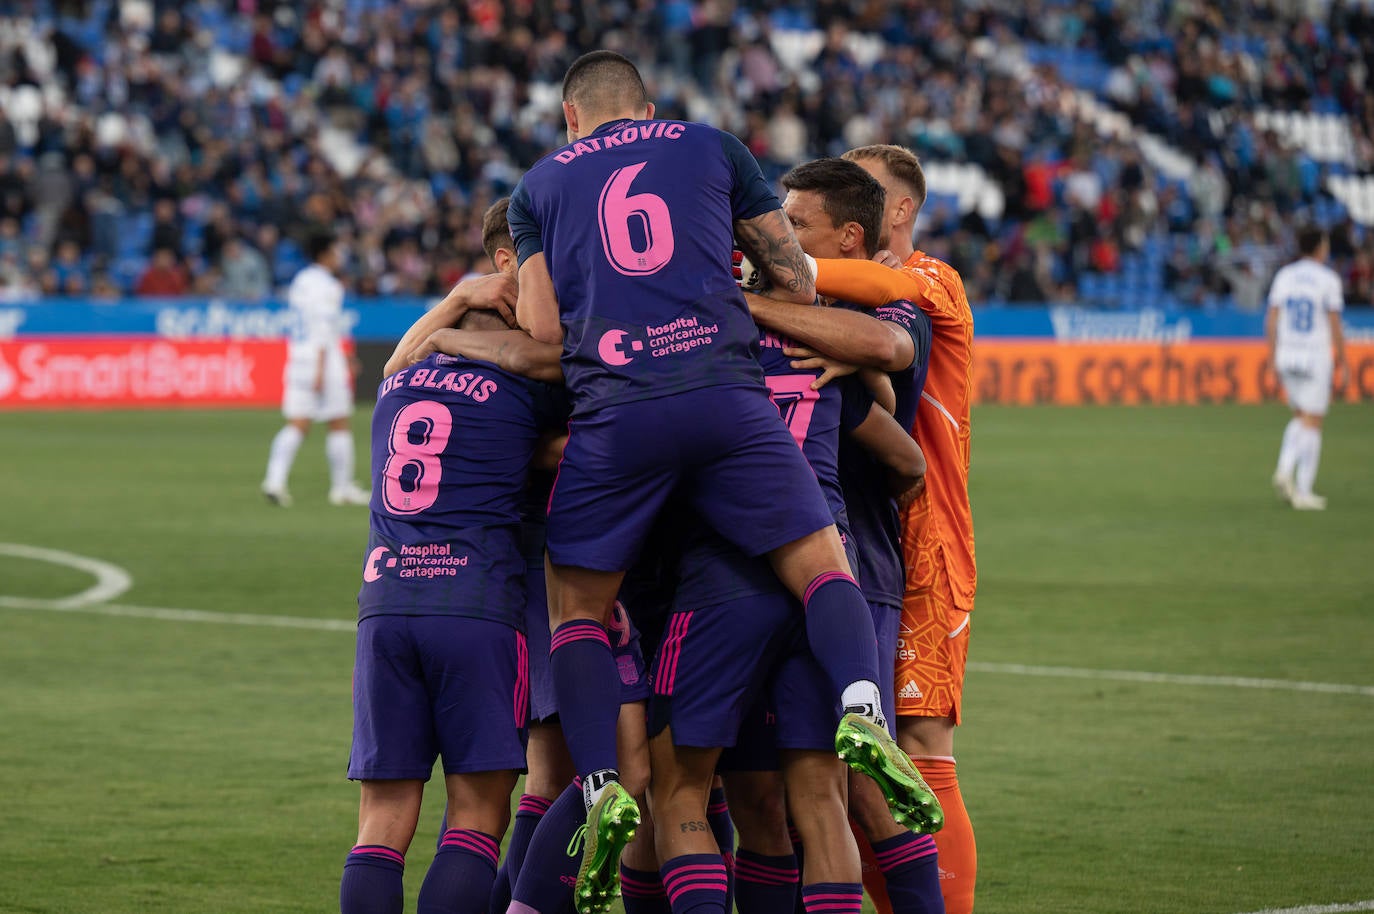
494, 247, 517, 276
562, 100, 580, 140
841, 221, 864, 256
644, 101, 656, 120
895, 195, 914, 227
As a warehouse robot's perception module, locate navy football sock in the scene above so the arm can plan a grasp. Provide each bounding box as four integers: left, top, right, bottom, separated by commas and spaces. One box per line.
621, 863, 672, 914
660, 853, 729, 914
417, 829, 499, 914
802, 573, 881, 708
549, 620, 622, 779
511, 780, 584, 914
733, 850, 799, 914
801, 881, 864, 914
706, 787, 735, 911
491, 794, 552, 912
340, 845, 405, 914
872, 831, 943, 914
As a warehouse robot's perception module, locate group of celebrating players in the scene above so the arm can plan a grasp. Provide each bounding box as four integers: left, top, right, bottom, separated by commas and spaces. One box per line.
339, 51, 978, 914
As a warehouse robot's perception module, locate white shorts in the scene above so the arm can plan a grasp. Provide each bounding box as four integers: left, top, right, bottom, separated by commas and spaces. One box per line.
1278, 361, 1332, 416
282, 355, 353, 421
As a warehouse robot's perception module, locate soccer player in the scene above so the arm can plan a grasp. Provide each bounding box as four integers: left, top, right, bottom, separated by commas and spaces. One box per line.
741, 157, 943, 914
262, 230, 370, 507
650, 323, 928, 914
399, 200, 662, 914
341, 304, 567, 913
506, 51, 931, 910
1266, 225, 1348, 511
794, 145, 977, 914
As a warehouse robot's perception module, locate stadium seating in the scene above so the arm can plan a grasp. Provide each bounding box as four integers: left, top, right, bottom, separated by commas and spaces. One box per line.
0, 0, 1368, 307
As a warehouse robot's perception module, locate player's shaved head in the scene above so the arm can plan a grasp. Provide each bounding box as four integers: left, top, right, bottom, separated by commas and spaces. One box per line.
781, 157, 886, 257
844, 144, 927, 215
481, 197, 513, 263
457, 308, 509, 332
562, 50, 647, 118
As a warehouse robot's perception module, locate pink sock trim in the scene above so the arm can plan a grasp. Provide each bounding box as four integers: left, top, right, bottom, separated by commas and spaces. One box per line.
802, 571, 855, 607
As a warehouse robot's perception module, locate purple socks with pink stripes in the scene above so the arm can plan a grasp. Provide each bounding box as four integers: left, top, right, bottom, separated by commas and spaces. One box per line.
621, 863, 672, 914
801, 573, 882, 712
340, 845, 404, 914
549, 619, 622, 778
872, 831, 943, 913
733, 850, 799, 914
491, 794, 552, 912
417, 829, 499, 914
661, 853, 729, 914
801, 881, 864, 914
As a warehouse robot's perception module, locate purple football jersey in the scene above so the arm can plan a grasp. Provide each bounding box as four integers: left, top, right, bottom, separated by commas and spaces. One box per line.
673, 330, 871, 609
507, 118, 780, 415
357, 354, 562, 626
837, 298, 931, 608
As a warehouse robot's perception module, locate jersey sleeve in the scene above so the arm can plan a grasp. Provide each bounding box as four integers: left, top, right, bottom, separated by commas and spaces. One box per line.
875, 299, 933, 373
838, 375, 876, 433
718, 129, 780, 222
816, 259, 919, 307
508, 179, 543, 268
1325, 271, 1345, 312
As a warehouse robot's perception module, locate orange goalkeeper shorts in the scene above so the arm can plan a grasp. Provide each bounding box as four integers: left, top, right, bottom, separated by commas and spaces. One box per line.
894, 540, 970, 723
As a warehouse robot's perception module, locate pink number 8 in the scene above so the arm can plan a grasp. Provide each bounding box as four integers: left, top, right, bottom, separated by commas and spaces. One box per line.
382, 400, 453, 515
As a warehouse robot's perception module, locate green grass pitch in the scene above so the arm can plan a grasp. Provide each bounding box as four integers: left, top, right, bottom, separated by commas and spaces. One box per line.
1, 404, 1372, 913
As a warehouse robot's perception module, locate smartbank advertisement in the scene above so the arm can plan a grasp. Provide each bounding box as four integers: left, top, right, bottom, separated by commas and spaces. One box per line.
1, 298, 1372, 409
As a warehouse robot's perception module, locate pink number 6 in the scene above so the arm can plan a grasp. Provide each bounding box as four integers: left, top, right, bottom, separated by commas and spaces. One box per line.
382, 400, 452, 515
598, 162, 675, 276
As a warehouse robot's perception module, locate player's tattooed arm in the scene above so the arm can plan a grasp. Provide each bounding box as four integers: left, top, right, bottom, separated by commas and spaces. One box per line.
734, 209, 816, 304
408, 329, 564, 383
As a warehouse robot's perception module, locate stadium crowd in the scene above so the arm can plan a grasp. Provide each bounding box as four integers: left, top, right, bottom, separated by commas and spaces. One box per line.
0, 0, 1371, 307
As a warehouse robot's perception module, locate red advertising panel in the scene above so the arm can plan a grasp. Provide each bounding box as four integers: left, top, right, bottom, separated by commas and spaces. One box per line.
0, 338, 287, 409
972, 340, 1374, 405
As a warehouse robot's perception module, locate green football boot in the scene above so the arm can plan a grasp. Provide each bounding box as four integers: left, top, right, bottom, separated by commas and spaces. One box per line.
573, 781, 640, 914
835, 712, 945, 834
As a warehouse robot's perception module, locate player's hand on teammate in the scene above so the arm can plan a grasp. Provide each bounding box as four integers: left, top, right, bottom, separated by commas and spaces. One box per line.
872, 249, 903, 269
444, 271, 519, 327
406, 328, 465, 366
785, 346, 859, 390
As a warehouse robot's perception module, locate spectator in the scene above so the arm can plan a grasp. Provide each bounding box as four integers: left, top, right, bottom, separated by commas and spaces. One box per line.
136, 248, 189, 297
219, 237, 272, 301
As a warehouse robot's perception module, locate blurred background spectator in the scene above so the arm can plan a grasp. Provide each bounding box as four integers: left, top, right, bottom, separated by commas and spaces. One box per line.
0, 0, 1369, 308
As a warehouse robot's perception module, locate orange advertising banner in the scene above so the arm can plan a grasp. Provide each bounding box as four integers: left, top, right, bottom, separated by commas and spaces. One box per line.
972, 340, 1374, 405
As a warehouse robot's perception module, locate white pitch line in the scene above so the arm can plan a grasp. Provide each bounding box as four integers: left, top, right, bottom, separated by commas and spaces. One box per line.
89, 602, 354, 632
0, 542, 132, 608
1231, 901, 1374, 914
3, 543, 1372, 697
968, 661, 1374, 697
